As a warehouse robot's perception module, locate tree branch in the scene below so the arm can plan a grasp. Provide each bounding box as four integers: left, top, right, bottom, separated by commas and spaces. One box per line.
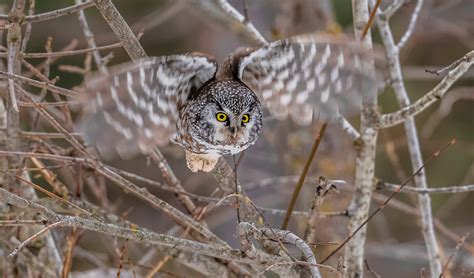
92, 0, 147, 60
23, 1, 94, 23
377, 51, 474, 128
372, 1, 444, 274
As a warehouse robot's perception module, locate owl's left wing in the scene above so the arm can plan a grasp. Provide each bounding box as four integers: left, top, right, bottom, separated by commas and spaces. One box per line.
78, 54, 217, 159
238, 35, 376, 125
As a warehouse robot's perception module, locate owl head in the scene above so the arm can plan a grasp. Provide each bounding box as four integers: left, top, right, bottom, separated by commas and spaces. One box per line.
188, 79, 263, 154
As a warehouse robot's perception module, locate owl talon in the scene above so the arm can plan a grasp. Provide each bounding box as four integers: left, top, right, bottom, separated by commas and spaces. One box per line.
185, 150, 220, 172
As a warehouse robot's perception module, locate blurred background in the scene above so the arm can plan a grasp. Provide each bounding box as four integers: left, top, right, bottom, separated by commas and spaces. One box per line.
1, 0, 473, 277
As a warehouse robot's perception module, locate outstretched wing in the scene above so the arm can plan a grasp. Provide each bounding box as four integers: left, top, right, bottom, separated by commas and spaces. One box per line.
238, 35, 376, 125
78, 54, 217, 159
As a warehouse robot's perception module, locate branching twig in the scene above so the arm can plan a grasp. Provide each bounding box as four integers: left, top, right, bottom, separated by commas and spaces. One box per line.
92, 0, 147, 60
214, 0, 267, 45
8, 221, 64, 258
75, 0, 107, 74
372, 1, 463, 274
23, 1, 94, 23
239, 222, 322, 278
396, 0, 423, 50
322, 139, 455, 264
304, 177, 339, 244
0, 71, 79, 98
0, 187, 269, 266
377, 51, 474, 128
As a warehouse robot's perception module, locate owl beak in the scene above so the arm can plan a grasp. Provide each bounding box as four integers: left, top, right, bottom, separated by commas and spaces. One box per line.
229, 126, 238, 138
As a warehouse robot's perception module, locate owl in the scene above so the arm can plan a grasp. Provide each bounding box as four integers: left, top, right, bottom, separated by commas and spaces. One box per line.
78, 34, 375, 172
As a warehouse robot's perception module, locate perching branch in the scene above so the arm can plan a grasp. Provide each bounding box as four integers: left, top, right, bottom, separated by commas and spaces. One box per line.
0, 187, 249, 264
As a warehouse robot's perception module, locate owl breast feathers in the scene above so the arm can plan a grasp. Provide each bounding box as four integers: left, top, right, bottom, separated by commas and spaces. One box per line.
77, 34, 376, 172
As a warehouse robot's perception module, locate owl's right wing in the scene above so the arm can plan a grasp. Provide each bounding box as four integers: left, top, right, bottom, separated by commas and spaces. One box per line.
237, 35, 376, 125
78, 54, 217, 159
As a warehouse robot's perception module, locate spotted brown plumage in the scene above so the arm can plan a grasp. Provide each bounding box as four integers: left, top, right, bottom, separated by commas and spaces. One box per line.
78, 34, 375, 172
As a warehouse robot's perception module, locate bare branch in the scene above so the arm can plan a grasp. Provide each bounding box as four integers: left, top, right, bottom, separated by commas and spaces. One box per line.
6, 20, 21, 112
214, 0, 267, 45
396, 0, 423, 50
322, 140, 454, 265
372, 1, 444, 274
8, 221, 64, 258
344, 0, 379, 275
336, 115, 361, 141
440, 232, 470, 277
0, 71, 79, 98
75, 0, 107, 74
92, 0, 147, 60
281, 123, 327, 230
377, 51, 474, 128
383, 0, 406, 19
150, 149, 198, 216
11, 43, 121, 58
304, 177, 339, 243
21, 1, 93, 23
377, 180, 474, 194
239, 222, 322, 278
0, 187, 268, 266
17, 87, 226, 246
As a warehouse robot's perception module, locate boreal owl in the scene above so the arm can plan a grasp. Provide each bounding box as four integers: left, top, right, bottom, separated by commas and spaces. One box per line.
78, 34, 375, 172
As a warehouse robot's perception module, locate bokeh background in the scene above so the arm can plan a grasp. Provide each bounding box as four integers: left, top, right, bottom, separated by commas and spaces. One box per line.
2, 0, 473, 277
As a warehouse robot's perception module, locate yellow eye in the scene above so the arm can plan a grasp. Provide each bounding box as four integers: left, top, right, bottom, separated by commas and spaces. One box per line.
216, 112, 228, 122
241, 114, 250, 123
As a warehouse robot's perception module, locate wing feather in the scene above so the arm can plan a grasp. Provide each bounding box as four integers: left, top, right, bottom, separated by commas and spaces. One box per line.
78, 54, 217, 159
238, 35, 376, 125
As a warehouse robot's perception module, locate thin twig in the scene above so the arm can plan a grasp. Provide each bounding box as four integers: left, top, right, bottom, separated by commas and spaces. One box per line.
23, 1, 94, 23
361, 0, 381, 39
0, 71, 79, 98
75, 0, 107, 74
281, 123, 327, 230
304, 177, 339, 243
8, 221, 64, 257
92, 0, 147, 60
321, 139, 455, 264
377, 180, 474, 194
425, 55, 472, 76
364, 259, 381, 278
396, 0, 423, 50
0, 187, 270, 266
2, 171, 96, 219
377, 51, 474, 128
13, 42, 122, 58
439, 232, 470, 277
214, 0, 267, 45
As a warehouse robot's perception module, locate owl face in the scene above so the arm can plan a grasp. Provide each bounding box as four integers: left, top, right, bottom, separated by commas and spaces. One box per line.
189, 80, 263, 154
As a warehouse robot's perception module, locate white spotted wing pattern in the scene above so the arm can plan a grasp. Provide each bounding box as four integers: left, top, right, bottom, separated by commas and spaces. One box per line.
79, 54, 217, 159
238, 35, 375, 125
78, 34, 375, 165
